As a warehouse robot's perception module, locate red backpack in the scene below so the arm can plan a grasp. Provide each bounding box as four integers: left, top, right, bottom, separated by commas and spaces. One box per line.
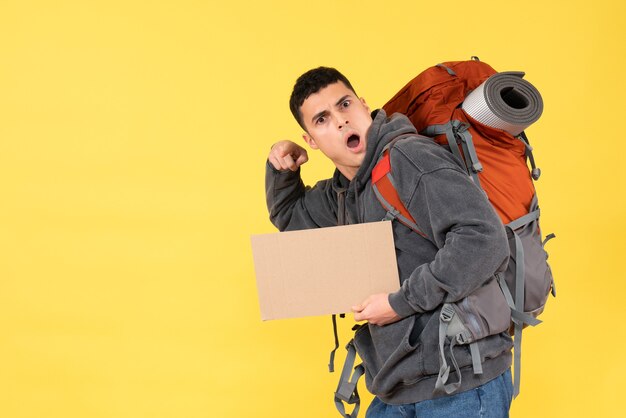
376, 58, 555, 397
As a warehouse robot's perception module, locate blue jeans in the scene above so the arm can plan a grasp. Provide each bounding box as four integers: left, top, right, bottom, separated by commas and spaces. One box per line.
365, 370, 513, 418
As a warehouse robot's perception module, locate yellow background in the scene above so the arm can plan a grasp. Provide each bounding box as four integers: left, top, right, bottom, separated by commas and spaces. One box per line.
0, 0, 624, 417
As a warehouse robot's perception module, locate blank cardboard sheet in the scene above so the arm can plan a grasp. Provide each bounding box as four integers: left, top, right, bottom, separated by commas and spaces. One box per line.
251, 221, 400, 320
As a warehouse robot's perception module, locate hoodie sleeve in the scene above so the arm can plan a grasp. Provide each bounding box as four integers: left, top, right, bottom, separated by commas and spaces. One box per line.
265, 161, 338, 231
387, 154, 509, 318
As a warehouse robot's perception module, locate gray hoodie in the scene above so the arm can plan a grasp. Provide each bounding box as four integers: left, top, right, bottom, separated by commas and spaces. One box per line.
265, 110, 512, 404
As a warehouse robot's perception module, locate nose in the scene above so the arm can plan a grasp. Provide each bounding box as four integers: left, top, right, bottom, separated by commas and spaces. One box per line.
337, 117, 350, 130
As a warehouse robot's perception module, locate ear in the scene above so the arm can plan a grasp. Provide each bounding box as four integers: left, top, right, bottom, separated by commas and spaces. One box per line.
360, 97, 370, 112
302, 133, 319, 150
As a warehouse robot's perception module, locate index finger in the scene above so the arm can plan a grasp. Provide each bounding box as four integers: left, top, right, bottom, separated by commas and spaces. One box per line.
295, 152, 308, 167
283, 154, 297, 171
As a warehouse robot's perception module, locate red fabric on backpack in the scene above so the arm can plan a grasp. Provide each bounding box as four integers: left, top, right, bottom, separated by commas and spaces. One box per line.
382, 60, 535, 224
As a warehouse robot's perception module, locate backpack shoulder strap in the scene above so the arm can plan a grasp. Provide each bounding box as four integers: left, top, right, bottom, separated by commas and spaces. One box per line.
333, 340, 364, 418
371, 139, 428, 239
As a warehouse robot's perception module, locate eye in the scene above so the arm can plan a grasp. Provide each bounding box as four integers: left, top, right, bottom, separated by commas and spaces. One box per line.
315, 116, 326, 125
341, 99, 351, 108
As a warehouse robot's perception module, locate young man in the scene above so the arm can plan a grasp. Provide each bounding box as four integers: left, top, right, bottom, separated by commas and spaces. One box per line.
265, 67, 514, 417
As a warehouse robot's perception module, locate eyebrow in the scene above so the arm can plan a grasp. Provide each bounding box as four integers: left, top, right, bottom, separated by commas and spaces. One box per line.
335, 94, 351, 107
310, 95, 353, 125
311, 109, 329, 125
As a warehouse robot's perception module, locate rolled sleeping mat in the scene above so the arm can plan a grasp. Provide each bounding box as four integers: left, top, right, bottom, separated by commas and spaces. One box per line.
462, 71, 543, 136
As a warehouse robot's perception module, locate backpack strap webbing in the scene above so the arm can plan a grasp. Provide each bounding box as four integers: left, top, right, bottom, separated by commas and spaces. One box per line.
498, 205, 543, 397
372, 149, 427, 238
334, 340, 364, 418
436, 63, 457, 76
434, 304, 463, 395
328, 313, 346, 373
434, 304, 485, 396
518, 131, 541, 180
421, 123, 464, 165
421, 121, 483, 187
542, 233, 557, 297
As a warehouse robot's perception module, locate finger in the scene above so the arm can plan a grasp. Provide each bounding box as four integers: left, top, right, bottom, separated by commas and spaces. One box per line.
351, 304, 363, 313
277, 142, 298, 158
283, 154, 297, 171
273, 154, 290, 171
276, 146, 290, 159
270, 145, 288, 162
268, 155, 283, 171
295, 151, 308, 167
272, 150, 292, 170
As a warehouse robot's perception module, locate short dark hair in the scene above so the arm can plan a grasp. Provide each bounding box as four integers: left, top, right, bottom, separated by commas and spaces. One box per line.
289, 67, 357, 130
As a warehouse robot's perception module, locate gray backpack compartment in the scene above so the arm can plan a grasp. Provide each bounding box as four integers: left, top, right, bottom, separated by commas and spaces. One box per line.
436, 195, 555, 397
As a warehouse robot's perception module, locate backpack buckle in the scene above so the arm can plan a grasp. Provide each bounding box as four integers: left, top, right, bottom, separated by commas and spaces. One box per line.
472, 162, 484, 173
335, 381, 358, 403
440, 304, 455, 322
532, 168, 541, 180
451, 120, 469, 133
383, 208, 399, 221
456, 331, 471, 345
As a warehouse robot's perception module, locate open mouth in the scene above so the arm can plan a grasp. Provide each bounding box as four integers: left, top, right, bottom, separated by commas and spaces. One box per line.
346, 133, 361, 149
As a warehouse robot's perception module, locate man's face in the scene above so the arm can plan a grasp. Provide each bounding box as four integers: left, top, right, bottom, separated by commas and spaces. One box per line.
300, 81, 372, 180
